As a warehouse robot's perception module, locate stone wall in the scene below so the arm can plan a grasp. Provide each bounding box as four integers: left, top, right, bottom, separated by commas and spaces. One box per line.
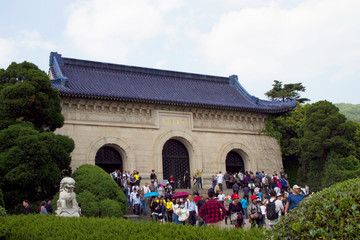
56, 97, 283, 185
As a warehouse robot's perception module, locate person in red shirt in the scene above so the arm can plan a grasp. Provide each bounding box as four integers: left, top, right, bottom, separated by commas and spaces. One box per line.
198, 189, 226, 228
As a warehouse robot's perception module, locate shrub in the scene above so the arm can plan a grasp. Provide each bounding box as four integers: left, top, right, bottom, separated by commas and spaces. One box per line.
270, 177, 360, 239
53, 164, 126, 217
0, 187, 4, 207
0, 215, 267, 240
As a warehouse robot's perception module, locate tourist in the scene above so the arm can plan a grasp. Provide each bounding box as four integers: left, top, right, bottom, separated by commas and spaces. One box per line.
172, 198, 180, 224
229, 193, 244, 228
198, 190, 226, 228
140, 190, 147, 215
166, 198, 173, 223
150, 170, 157, 182
280, 177, 289, 192
197, 170, 203, 189
142, 182, 150, 194
158, 184, 165, 197
242, 185, 250, 201
78, 202, 83, 216
217, 171, 224, 191
192, 174, 199, 195
150, 197, 159, 222
149, 181, 156, 192
183, 170, 191, 189
260, 200, 267, 226
280, 168, 286, 179
223, 196, 231, 225
214, 183, 221, 197
211, 175, 217, 188
157, 199, 166, 223
248, 180, 255, 196
168, 175, 175, 190
248, 195, 263, 228
217, 190, 225, 206
178, 200, 189, 225
39, 201, 48, 215
285, 185, 305, 214
232, 182, 240, 195
240, 196, 248, 219
185, 195, 198, 225
196, 195, 206, 226
268, 191, 284, 229
130, 188, 138, 212
238, 172, 244, 187
133, 194, 141, 215
45, 199, 53, 214
125, 183, 131, 208
229, 173, 235, 189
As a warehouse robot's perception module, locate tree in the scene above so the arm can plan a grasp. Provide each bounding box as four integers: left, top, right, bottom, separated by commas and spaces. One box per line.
265, 80, 309, 103
0, 62, 73, 212
0, 61, 64, 131
297, 101, 359, 190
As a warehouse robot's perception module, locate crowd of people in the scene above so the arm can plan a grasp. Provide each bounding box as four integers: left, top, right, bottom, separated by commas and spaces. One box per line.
22, 167, 310, 230
108, 168, 311, 229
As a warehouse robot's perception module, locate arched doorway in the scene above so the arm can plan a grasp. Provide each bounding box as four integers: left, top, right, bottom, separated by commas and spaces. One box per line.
95, 146, 123, 173
162, 139, 190, 189
226, 151, 244, 174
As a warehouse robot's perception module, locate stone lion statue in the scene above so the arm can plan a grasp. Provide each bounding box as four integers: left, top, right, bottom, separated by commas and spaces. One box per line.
55, 177, 80, 217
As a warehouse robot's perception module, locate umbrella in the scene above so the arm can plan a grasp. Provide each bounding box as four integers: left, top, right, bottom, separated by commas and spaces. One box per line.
173, 191, 190, 198
144, 192, 160, 198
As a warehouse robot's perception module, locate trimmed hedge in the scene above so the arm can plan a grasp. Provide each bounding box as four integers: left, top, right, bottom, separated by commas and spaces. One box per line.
270, 177, 360, 239
53, 164, 126, 217
0, 215, 266, 240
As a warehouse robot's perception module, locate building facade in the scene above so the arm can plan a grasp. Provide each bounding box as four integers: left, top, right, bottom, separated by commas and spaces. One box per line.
49, 52, 295, 187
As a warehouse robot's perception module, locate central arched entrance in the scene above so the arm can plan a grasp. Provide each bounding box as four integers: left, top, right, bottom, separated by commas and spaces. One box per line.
95, 146, 123, 173
226, 151, 244, 174
162, 139, 190, 189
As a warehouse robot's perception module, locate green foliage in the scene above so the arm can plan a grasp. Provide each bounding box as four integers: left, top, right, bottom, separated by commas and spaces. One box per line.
0, 123, 74, 212
270, 177, 360, 240
265, 80, 309, 103
335, 103, 360, 123
0, 187, 4, 208
0, 61, 64, 131
0, 215, 266, 240
54, 164, 127, 218
298, 101, 359, 190
0, 205, 6, 217
0, 61, 74, 213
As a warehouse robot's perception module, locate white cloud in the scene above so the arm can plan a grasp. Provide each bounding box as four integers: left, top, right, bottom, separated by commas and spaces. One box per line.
0, 38, 16, 66
19, 30, 55, 50
198, 0, 360, 99
65, 0, 183, 62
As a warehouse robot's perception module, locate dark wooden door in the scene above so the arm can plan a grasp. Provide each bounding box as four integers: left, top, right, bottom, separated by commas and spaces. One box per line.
226, 151, 244, 174
95, 146, 122, 173
162, 139, 189, 188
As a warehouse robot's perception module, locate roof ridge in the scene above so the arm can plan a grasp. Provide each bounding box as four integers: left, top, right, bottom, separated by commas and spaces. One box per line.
61, 56, 229, 84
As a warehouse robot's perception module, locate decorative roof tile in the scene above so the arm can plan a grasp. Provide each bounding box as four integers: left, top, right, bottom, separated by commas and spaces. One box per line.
49, 52, 295, 113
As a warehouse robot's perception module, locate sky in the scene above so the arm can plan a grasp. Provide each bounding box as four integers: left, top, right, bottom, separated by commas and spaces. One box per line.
0, 0, 359, 104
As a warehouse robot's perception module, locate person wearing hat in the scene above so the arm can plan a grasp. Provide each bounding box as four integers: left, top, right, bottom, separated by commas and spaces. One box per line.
229, 193, 244, 228
247, 195, 263, 228
285, 185, 305, 215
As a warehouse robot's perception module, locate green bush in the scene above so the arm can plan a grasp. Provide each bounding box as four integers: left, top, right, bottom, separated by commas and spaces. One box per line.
0, 215, 266, 240
53, 164, 126, 217
270, 177, 360, 239
0, 187, 4, 208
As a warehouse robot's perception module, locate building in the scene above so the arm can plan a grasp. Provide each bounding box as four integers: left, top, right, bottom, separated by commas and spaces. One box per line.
49, 52, 295, 187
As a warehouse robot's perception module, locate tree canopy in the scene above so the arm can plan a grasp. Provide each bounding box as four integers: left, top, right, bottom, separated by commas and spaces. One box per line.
0, 62, 73, 212
265, 80, 309, 103
264, 100, 360, 190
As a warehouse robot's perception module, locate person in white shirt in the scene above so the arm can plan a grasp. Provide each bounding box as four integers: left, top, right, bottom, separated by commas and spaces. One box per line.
217, 191, 226, 206
130, 189, 138, 210
142, 182, 151, 194
178, 201, 189, 225
268, 192, 284, 228
217, 171, 224, 191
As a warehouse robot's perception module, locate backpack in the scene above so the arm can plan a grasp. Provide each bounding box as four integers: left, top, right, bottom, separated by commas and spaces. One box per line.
266, 200, 278, 220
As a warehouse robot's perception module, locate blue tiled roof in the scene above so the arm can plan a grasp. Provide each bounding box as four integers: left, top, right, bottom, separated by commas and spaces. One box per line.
49, 52, 296, 113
